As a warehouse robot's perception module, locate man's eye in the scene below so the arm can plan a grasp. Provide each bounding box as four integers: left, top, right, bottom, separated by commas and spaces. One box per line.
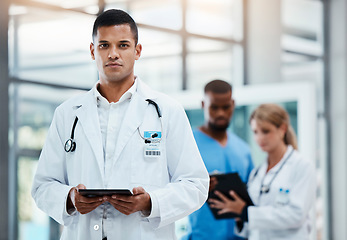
99, 44, 108, 48
120, 44, 129, 48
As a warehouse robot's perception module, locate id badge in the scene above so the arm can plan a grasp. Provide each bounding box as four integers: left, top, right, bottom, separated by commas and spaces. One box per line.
144, 143, 161, 158
144, 131, 162, 139
275, 188, 290, 206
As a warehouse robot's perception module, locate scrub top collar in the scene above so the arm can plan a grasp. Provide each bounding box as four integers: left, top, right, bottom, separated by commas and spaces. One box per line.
92, 77, 138, 109
263, 145, 294, 174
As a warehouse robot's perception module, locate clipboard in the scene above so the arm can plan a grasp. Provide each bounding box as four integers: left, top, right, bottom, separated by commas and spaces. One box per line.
207, 172, 253, 219
78, 189, 133, 198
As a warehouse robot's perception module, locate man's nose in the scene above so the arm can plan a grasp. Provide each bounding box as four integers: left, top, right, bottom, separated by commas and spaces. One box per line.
215, 108, 226, 117
108, 46, 119, 59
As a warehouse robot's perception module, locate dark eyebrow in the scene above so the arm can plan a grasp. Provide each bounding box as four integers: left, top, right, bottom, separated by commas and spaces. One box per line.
97, 40, 132, 45
119, 40, 131, 44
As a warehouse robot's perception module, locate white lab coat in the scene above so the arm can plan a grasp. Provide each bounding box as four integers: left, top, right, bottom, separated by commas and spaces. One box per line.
236, 145, 316, 240
31, 79, 209, 240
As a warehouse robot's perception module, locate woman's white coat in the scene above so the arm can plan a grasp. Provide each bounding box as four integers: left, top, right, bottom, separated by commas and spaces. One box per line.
237, 146, 316, 240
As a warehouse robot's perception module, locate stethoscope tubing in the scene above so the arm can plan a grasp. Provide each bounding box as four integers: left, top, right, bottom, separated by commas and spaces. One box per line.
249, 148, 294, 202
64, 99, 162, 153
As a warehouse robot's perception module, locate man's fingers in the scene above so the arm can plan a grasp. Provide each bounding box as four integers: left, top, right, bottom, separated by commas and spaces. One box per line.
108, 197, 135, 210
214, 191, 230, 202
111, 194, 133, 203
208, 198, 221, 205
76, 184, 86, 190
108, 187, 151, 215
76, 203, 100, 214
132, 186, 145, 195
109, 201, 132, 215
229, 190, 241, 200
78, 196, 103, 203
114, 207, 131, 215
217, 209, 229, 215
78, 201, 101, 209
75, 198, 105, 214
208, 199, 224, 209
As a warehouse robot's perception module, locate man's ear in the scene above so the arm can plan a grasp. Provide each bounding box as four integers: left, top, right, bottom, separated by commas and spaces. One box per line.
90, 42, 95, 60
135, 43, 142, 60
201, 100, 205, 109
231, 99, 235, 110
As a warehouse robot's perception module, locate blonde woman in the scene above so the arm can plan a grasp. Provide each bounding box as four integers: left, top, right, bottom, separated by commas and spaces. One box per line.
209, 103, 316, 240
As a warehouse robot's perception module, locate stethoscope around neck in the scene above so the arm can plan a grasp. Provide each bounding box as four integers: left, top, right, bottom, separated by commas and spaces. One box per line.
64, 99, 163, 153
250, 148, 294, 196
137, 99, 163, 144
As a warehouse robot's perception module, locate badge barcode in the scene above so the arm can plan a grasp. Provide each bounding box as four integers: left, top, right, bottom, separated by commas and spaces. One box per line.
145, 150, 161, 156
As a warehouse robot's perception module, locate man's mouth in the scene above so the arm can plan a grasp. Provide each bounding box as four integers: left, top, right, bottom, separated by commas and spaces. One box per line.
106, 62, 121, 67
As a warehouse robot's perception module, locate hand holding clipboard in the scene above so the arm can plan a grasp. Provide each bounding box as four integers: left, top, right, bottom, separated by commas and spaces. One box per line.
207, 172, 253, 219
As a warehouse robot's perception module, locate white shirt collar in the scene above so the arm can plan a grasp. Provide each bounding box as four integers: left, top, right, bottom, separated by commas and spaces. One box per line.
93, 78, 138, 108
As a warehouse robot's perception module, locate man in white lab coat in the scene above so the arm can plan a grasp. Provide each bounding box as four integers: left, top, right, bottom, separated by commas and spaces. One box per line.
31, 9, 209, 240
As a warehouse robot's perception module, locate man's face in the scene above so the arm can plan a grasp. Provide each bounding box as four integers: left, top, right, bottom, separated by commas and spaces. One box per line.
202, 91, 234, 132
90, 24, 142, 85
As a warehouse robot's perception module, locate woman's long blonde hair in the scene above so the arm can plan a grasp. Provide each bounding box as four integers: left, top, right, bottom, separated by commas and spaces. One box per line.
249, 103, 298, 150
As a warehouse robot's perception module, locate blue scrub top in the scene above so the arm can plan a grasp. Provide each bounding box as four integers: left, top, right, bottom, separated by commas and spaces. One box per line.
183, 129, 254, 240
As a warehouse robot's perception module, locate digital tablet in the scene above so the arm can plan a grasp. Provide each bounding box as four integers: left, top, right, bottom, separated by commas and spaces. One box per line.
78, 189, 133, 198
207, 172, 253, 219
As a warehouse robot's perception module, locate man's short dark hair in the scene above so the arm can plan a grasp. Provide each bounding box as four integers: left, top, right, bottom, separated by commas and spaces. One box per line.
92, 9, 138, 44
204, 79, 232, 94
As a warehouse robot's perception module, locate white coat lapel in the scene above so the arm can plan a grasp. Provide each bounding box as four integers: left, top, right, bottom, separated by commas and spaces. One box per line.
112, 92, 148, 165
74, 92, 104, 179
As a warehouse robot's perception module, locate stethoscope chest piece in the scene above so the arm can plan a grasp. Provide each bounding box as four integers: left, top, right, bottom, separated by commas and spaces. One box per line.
65, 116, 78, 153
260, 185, 270, 194
65, 138, 76, 152
257, 149, 295, 197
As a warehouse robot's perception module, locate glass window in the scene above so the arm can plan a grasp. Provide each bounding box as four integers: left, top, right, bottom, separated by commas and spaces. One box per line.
186, 38, 235, 90
281, 0, 323, 57
139, 28, 182, 58
18, 157, 48, 240
282, 0, 323, 40
130, 0, 182, 30
31, 0, 99, 13
280, 1, 325, 236
9, 7, 97, 89
135, 56, 182, 93
136, 28, 182, 93
186, 0, 243, 40
10, 83, 86, 240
